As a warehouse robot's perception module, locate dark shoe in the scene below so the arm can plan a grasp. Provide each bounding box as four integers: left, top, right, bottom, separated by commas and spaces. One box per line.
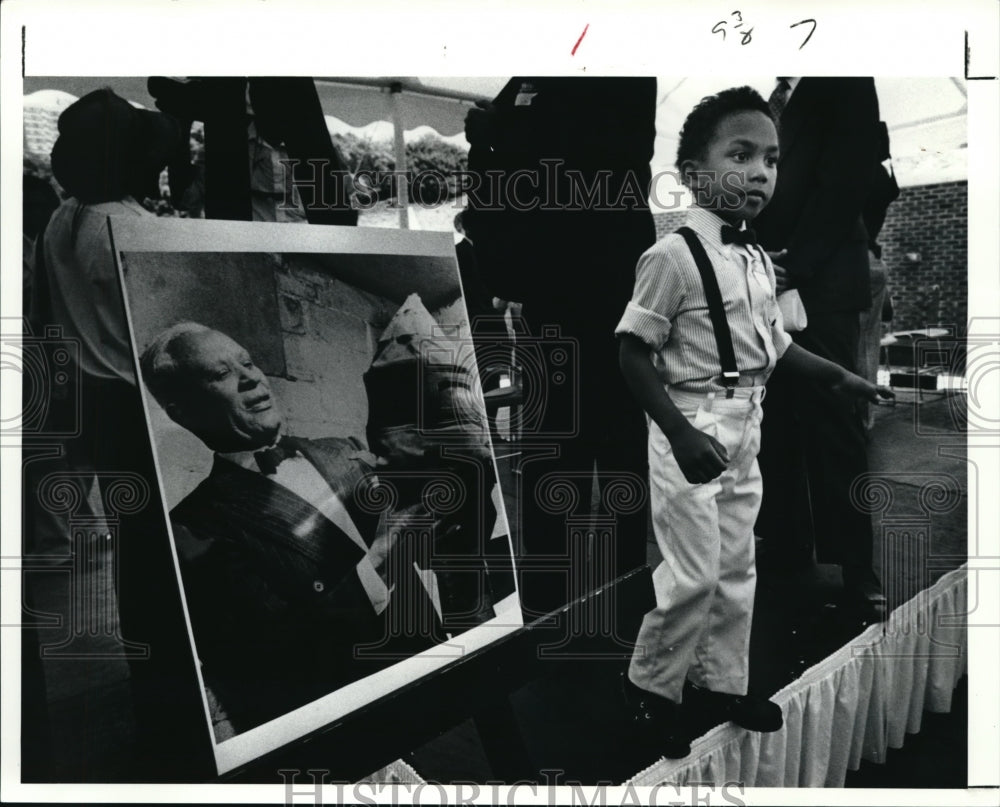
621, 673, 691, 759
842, 567, 888, 624
844, 590, 888, 624
683, 681, 783, 733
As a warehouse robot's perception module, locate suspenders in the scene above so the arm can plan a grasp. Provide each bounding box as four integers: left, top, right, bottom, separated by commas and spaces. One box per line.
676, 227, 740, 396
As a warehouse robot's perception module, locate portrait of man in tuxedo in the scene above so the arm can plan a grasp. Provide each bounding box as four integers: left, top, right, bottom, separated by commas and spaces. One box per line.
140, 322, 444, 737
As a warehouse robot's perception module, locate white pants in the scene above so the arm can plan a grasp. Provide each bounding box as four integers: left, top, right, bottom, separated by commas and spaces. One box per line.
629, 387, 765, 702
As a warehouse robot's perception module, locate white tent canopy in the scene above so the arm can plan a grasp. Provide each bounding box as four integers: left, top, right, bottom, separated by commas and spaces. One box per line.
24, 75, 967, 223
314, 78, 491, 227
315, 77, 489, 136
23, 75, 496, 228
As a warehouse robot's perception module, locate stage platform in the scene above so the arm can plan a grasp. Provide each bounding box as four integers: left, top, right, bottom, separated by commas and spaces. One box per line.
626, 565, 966, 787
21, 392, 969, 786
405, 389, 969, 785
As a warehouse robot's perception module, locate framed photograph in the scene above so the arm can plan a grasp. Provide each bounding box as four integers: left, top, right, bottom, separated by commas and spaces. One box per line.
110, 216, 522, 775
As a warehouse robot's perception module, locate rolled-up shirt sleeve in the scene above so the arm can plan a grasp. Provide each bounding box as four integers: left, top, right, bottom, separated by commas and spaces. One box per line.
615, 244, 684, 352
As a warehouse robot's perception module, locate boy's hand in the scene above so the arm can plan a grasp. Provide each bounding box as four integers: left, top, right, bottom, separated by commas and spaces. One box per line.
831, 371, 895, 403
670, 425, 730, 484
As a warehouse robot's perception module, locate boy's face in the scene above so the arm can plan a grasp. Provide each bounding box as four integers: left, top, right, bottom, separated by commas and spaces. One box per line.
683, 110, 779, 225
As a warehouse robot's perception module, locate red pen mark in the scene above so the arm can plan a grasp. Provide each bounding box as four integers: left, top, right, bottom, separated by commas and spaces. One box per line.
571, 24, 589, 56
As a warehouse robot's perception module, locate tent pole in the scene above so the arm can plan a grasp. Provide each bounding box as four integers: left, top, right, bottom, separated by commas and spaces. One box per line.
390, 83, 409, 229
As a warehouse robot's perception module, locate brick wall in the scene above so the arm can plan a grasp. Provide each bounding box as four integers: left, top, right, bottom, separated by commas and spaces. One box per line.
652, 181, 968, 334
876, 181, 967, 333
652, 210, 687, 241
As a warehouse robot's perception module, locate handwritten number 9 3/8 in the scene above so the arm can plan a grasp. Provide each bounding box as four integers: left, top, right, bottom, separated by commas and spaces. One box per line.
712, 13, 817, 49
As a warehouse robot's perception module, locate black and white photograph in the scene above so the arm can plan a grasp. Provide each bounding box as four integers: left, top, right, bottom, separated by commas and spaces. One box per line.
112, 217, 522, 774
2, 1, 998, 803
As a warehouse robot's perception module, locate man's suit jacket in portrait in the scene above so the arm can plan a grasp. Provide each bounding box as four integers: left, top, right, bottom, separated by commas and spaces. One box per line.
169, 436, 440, 736
753, 77, 881, 316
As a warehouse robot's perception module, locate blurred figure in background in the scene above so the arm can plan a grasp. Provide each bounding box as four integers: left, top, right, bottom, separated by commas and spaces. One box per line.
858, 122, 900, 430
32, 88, 204, 777
22, 174, 60, 315
22, 173, 81, 565
465, 77, 657, 617
753, 77, 886, 622
149, 77, 358, 225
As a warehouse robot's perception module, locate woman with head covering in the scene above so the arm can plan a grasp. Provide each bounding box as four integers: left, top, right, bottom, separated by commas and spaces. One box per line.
37, 88, 181, 382
31, 88, 206, 776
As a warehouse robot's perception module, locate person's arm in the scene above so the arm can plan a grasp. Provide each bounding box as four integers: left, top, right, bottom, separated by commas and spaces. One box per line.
619, 334, 729, 484
778, 342, 894, 402
464, 78, 520, 151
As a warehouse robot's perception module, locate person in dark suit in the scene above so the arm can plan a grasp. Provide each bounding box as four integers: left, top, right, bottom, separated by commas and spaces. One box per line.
464, 77, 657, 616
752, 77, 886, 620
140, 323, 443, 735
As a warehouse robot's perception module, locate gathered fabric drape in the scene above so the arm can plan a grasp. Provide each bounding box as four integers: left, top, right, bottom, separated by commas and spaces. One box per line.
628, 565, 967, 787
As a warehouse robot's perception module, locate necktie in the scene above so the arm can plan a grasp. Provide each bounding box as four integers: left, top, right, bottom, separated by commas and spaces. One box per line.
721, 224, 757, 246
254, 436, 298, 475
768, 78, 791, 121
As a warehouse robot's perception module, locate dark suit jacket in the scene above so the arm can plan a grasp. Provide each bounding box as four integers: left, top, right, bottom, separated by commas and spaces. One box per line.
170, 436, 439, 736
466, 77, 657, 305
753, 77, 881, 314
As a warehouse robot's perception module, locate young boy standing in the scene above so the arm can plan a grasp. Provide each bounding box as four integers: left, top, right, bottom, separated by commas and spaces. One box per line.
616, 87, 892, 758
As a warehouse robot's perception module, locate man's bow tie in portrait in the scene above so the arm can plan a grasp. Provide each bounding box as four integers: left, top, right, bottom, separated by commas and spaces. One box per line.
254, 436, 298, 475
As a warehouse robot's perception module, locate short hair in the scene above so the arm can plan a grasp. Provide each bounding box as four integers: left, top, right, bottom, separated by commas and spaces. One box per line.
676, 86, 774, 172
140, 321, 212, 409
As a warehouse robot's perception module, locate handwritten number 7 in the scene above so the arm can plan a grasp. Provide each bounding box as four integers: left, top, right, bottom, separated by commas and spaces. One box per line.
790, 19, 817, 49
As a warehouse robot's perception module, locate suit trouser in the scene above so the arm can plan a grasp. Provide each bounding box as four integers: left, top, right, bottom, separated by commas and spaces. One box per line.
795, 313, 874, 573
516, 300, 649, 619
756, 311, 875, 575
484, 211, 655, 618
858, 252, 889, 430
629, 387, 764, 702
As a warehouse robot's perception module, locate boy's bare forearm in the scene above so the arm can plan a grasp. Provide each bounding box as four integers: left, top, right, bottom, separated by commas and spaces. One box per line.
777, 342, 847, 384
618, 334, 692, 439
778, 342, 895, 403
